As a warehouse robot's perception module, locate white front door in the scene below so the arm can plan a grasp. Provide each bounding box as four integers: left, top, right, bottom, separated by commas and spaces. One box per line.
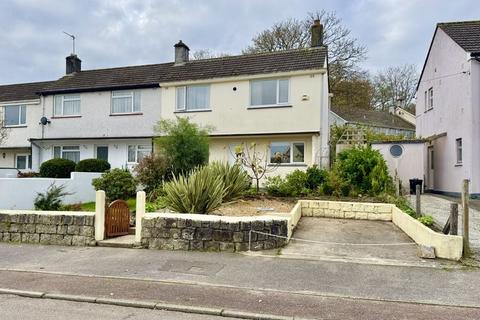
427, 146, 434, 190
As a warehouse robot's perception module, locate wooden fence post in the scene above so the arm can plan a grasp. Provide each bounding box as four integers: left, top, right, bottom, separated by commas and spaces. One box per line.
415, 184, 421, 217
462, 179, 470, 255
95, 190, 106, 241
135, 191, 146, 244
450, 203, 458, 235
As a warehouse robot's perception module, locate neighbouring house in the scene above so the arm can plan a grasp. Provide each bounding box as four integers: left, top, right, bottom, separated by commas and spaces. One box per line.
329, 105, 415, 137
416, 20, 480, 197
0, 21, 329, 180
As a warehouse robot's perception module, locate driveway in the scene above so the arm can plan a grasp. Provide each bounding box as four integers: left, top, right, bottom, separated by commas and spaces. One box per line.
272, 217, 455, 267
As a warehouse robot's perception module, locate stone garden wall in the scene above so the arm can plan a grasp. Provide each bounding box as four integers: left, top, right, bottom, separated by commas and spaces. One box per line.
0, 210, 96, 246
141, 212, 289, 252
299, 200, 393, 221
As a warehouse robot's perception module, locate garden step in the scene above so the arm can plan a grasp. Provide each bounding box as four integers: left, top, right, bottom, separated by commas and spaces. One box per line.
97, 235, 136, 248
129, 227, 136, 235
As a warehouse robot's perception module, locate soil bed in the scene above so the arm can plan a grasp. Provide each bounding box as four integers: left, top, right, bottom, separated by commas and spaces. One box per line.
213, 197, 296, 216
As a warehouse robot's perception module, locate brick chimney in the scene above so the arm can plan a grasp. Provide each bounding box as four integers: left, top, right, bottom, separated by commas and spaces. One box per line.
174, 40, 189, 65
66, 54, 81, 74
311, 19, 324, 47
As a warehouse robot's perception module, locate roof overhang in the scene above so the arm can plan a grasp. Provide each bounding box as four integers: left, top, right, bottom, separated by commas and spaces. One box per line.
37, 83, 160, 96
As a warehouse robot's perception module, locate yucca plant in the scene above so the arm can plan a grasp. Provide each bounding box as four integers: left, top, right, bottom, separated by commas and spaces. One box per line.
163, 166, 225, 214
210, 162, 251, 201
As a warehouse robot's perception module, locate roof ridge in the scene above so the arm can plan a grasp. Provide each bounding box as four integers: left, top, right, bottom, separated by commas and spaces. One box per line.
0, 80, 55, 88
438, 19, 480, 26
77, 46, 326, 74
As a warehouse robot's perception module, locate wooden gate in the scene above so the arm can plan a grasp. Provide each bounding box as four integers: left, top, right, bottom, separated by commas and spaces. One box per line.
105, 200, 130, 238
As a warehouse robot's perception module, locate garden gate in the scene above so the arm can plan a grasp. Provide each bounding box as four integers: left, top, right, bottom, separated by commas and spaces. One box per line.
105, 200, 130, 238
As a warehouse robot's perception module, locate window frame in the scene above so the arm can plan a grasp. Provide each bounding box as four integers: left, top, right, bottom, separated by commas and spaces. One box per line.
15, 153, 31, 170
53, 145, 81, 163
95, 145, 109, 161
427, 87, 433, 110
456, 138, 462, 165
54, 94, 81, 117
249, 78, 290, 108
127, 144, 152, 164
3, 105, 26, 127
111, 90, 141, 114
269, 141, 305, 165
175, 85, 211, 112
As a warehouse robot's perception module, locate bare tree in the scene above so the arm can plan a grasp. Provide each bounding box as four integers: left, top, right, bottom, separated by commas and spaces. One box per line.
371, 64, 418, 111
191, 49, 230, 60
230, 142, 278, 192
0, 117, 9, 146
243, 10, 367, 85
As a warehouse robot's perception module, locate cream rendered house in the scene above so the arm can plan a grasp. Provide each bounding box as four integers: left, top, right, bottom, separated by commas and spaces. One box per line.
1, 21, 329, 179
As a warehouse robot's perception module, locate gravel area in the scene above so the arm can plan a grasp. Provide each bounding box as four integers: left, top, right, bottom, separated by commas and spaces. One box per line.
212, 198, 296, 216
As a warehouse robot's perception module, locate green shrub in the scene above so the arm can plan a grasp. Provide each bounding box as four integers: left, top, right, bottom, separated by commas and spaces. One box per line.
39, 158, 76, 178
417, 215, 434, 227
306, 165, 327, 190
264, 170, 310, 197
210, 162, 251, 201
163, 166, 225, 214
264, 176, 291, 197
155, 117, 211, 176
320, 170, 351, 197
134, 154, 171, 193
34, 184, 71, 210
92, 169, 137, 200
334, 145, 394, 196
75, 158, 111, 172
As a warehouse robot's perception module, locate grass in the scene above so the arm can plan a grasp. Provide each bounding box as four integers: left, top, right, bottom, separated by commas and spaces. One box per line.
64, 198, 137, 212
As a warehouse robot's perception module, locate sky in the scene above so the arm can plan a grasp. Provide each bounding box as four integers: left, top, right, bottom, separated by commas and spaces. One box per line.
0, 0, 479, 85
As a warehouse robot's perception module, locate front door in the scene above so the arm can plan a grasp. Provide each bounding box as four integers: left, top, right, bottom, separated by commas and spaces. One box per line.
96, 146, 109, 161
427, 146, 434, 190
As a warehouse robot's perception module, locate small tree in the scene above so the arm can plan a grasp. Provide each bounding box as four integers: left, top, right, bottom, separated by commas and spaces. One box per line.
134, 154, 171, 193
0, 119, 8, 146
92, 169, 137, 201
155, 117, 212, 176
231, 142, 278, 192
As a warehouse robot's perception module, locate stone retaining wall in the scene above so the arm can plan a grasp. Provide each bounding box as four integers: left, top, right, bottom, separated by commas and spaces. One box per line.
141, 213, 289, 252
300, 200, 393, 221
0, 210, 96, 246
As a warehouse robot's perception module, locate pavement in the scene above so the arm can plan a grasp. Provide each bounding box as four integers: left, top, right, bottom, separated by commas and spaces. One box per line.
408, 194, 480, 256
0, 243, 479, 319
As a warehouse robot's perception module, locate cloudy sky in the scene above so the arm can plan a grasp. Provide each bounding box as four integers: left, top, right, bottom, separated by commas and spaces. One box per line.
0, 0, 478, 84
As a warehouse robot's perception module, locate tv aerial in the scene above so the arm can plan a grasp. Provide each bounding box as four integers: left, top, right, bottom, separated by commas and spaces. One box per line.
63, 31, 76, 55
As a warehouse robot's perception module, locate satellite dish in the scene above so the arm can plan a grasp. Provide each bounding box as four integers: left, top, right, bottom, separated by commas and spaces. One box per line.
39, 117, 51, 125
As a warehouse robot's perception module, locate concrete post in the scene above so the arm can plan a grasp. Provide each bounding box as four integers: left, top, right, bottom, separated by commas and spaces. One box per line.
135, 191, 146, 244
415, 184, 421, 217
462, 179, 470, 255
450, 203, 458, 236
94, 190, 106, 241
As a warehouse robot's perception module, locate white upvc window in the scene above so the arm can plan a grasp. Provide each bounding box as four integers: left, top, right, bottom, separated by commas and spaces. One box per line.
424, 90, 428, 112
250, 78, 289, 107
456, 138, 462, 165
269, 142, 305, 164
111, 90, 141, 114
176, 85, 210, 111
3, 105, 26, 127
54, 94, 81, 116
15, 154, 31, 169
127, 144, 152, 163
427, 87, 433, 110
53, 145, 80, 163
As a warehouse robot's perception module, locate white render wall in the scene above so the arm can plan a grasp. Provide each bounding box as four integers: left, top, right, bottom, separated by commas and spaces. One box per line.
416, 28, 477, 194
372, 142, 425, 193
0, 172, 101, 210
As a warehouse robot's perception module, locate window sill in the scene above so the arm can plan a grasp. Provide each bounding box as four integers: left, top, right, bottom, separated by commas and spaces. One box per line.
247, 104, 292, 110
3, 125, 27, 128
267, 163, 307, 167
110, 112, 143, 117
52, 115, 82, 119
424, 108, 433, 113
455, 163, 463, 167
174, 109, 212, 113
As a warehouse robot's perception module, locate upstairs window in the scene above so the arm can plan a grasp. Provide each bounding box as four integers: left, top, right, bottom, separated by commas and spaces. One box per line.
456, 138, 462, 165
53, 145, 80, 163
270, 142, 305, 164
4, 105, 26, 126
127, 144, 152, 163
250, 79, 289, 107
54, 94, 81, 116
176, 85, 210, 111
111, 90, 141, 114
427, 87, 433, 110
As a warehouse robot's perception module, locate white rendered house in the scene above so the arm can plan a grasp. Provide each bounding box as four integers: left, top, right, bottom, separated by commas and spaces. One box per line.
416, 20, 480, 196
1, 21, 330, 179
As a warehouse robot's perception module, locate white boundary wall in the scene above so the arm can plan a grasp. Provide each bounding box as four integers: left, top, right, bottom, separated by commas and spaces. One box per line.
0, 172, 101, 210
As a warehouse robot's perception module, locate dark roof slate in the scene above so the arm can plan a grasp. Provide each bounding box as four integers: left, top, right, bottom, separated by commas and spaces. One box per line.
331, 105, 415, 131
0, 81, 54, 103
39, 47, 327, 94
438, 20, 480, 53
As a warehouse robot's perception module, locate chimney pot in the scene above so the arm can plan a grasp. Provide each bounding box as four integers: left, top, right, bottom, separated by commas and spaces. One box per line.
174, 40, 190, 65
311, 20, 324, 47
66, 54, 81, 74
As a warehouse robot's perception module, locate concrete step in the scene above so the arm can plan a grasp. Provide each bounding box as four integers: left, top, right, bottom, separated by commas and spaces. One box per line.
97, 235, 136, 248
129, 227, 136, 235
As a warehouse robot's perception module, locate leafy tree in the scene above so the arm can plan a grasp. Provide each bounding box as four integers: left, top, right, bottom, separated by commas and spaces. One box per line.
92, 169, 137, 201
371, 64, 418, 111
191, 49, 230, 60
331, 71, 374, 109
133, 154, 171, 193
155, 117, 211, 176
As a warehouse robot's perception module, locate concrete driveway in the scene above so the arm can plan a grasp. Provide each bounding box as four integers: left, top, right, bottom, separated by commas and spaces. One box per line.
276, 217, 453, 267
